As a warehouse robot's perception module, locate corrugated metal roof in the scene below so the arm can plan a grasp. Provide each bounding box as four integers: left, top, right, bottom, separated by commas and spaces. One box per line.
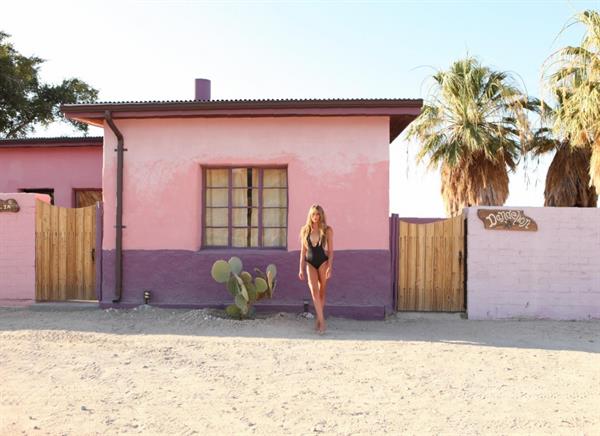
0, 136, 103, 148
74, 98, 422, 105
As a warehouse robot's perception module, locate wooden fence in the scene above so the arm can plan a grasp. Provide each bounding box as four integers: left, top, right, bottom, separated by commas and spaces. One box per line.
394, 215, 465, 312
35, 200, 97, 301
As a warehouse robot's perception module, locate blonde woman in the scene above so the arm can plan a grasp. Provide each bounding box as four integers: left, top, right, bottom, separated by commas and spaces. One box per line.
298, 204, 334, 334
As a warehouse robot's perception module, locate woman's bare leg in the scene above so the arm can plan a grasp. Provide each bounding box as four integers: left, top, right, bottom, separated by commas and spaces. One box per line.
307, 265, 324, 331
317, 262, 329, 333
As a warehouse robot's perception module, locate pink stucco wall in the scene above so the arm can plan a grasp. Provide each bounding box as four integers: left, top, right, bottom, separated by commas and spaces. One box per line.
0, 147, 102, 207
102, 116, 390, 251
0, 193, 49, 302
466, 206, 600, 320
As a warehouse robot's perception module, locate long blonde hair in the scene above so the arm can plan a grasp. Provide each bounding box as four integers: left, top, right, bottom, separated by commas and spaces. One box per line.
300, 204, 329, 249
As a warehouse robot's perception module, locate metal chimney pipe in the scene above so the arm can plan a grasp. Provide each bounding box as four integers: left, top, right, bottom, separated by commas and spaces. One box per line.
195, 79, 211, 101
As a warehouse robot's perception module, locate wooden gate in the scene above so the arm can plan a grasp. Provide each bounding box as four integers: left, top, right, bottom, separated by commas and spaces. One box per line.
35, 200, 97, 301
395, 215, 465, 311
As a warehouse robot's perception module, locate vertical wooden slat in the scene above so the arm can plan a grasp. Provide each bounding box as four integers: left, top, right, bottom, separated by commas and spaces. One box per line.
38, 201, 45, 300
455, 215, 463, 310
397, 222, 403, 311
46, 203, 53, 300
42, 202, 50, 300
66, 206, 75, 299
76, 207, 85, 299
449, 215, 456, 311
456, 214, 465, 310
442, 218, 453, 310
416, 224, 423, 310
397, 222, 407, 310
83, 207, 90, 299
426, 222, 433, 310
408, 223, 417, 310
58, 207, 67, 300
86, 206, 95, 300
403, 223, 409, 310
49, 204, 58, 299
436, 220, 445, 311
35, 200, 42, 300
58, 207, 66, 300
436, 222, 443, 310
436, 222, 442, 311
411, 224, 417, 310
91, 205, 97, 299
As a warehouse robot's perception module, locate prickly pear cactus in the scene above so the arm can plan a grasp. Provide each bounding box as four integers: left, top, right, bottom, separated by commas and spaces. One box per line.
210, 257, 277, 319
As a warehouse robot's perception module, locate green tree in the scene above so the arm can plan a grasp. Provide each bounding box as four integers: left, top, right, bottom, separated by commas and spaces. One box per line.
526, 98, 597, 207
0, 31, 98, 138
407, 57, 531, 217
546, 10, 600, 193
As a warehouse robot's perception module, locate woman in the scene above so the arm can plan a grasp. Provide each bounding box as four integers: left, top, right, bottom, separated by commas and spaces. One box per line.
298, 204, 334, 334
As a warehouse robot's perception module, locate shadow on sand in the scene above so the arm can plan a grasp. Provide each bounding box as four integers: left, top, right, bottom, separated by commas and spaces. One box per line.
0, 304, 598, 354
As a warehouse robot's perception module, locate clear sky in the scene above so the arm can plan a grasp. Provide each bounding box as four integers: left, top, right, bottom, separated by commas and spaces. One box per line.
3, 0, 599, 216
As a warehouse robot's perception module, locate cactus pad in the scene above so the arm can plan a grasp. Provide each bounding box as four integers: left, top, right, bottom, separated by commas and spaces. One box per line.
226, 304, 242, 319
240, 271, 253, 284
228, 257, 243, 275
235, 294, 248, 313
266, 264, 277, 278
211, 260, 231, 283
255, 277, 268, 294
227, 276, 240, 296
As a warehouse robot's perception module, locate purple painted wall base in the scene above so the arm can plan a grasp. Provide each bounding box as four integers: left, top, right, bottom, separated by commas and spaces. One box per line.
101, 249, 392, 320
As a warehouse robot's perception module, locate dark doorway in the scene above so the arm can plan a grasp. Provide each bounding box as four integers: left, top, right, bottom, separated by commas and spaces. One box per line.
20, 188, 55, 205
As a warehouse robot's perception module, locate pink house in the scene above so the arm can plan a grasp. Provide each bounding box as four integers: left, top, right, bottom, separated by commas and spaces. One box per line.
0, 137, 103, 208
63, 80, 421, 318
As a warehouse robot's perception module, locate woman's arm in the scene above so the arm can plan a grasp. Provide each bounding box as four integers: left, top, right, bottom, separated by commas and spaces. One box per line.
298, 242, 306, 280
326, 227, 334, 278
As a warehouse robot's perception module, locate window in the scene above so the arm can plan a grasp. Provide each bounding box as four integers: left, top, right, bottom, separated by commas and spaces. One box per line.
74, 189, 102, 208
203, 167, 287, 248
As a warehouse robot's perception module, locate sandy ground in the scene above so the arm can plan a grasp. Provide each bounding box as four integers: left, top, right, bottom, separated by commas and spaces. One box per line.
0, 306, 599, 436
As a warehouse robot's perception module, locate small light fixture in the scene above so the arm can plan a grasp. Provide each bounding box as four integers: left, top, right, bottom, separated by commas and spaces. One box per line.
303, 299, 309, 313
143, 290, 151, 305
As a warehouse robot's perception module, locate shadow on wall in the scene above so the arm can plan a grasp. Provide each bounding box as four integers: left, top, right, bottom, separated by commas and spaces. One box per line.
0, 307, 598, 354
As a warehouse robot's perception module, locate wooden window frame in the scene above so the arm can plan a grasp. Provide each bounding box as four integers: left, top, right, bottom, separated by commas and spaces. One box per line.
202, 166, 288, 249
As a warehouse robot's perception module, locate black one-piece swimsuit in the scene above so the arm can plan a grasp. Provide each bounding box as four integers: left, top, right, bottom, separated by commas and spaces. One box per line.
305, 234, 329, 269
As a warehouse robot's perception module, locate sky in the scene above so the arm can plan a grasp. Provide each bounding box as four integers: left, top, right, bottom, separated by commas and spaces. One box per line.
3, 0, 599, 216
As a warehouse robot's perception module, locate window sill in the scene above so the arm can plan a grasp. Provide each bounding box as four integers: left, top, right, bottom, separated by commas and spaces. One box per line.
196, 247, 289, 255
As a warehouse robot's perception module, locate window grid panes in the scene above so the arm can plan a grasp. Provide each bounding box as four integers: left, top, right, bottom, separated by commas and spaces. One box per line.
204, 167, 287, 248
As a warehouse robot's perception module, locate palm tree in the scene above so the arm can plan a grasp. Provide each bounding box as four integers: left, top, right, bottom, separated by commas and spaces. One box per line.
547, 10, 600, 192
407, 57, 530, 217
526, 99, 597, 207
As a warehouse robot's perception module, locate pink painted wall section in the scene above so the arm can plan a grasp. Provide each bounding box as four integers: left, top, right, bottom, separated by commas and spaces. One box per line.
0, 193, 49, 302
466, 206, 600, 320
0, 147, 102, 207
102, 117, 390, 250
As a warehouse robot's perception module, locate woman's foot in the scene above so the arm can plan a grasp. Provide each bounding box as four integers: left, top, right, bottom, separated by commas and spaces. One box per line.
314, 319, 321, 332
318, 319, 327, 335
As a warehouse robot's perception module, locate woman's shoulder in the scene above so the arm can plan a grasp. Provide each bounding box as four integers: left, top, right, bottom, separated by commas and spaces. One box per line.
326, 225, 334, 234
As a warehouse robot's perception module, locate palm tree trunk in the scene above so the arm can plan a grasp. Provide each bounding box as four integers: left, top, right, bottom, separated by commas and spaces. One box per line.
591, 141, 600, 203
545, 143, 597, 207
441, 152, 510, 217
